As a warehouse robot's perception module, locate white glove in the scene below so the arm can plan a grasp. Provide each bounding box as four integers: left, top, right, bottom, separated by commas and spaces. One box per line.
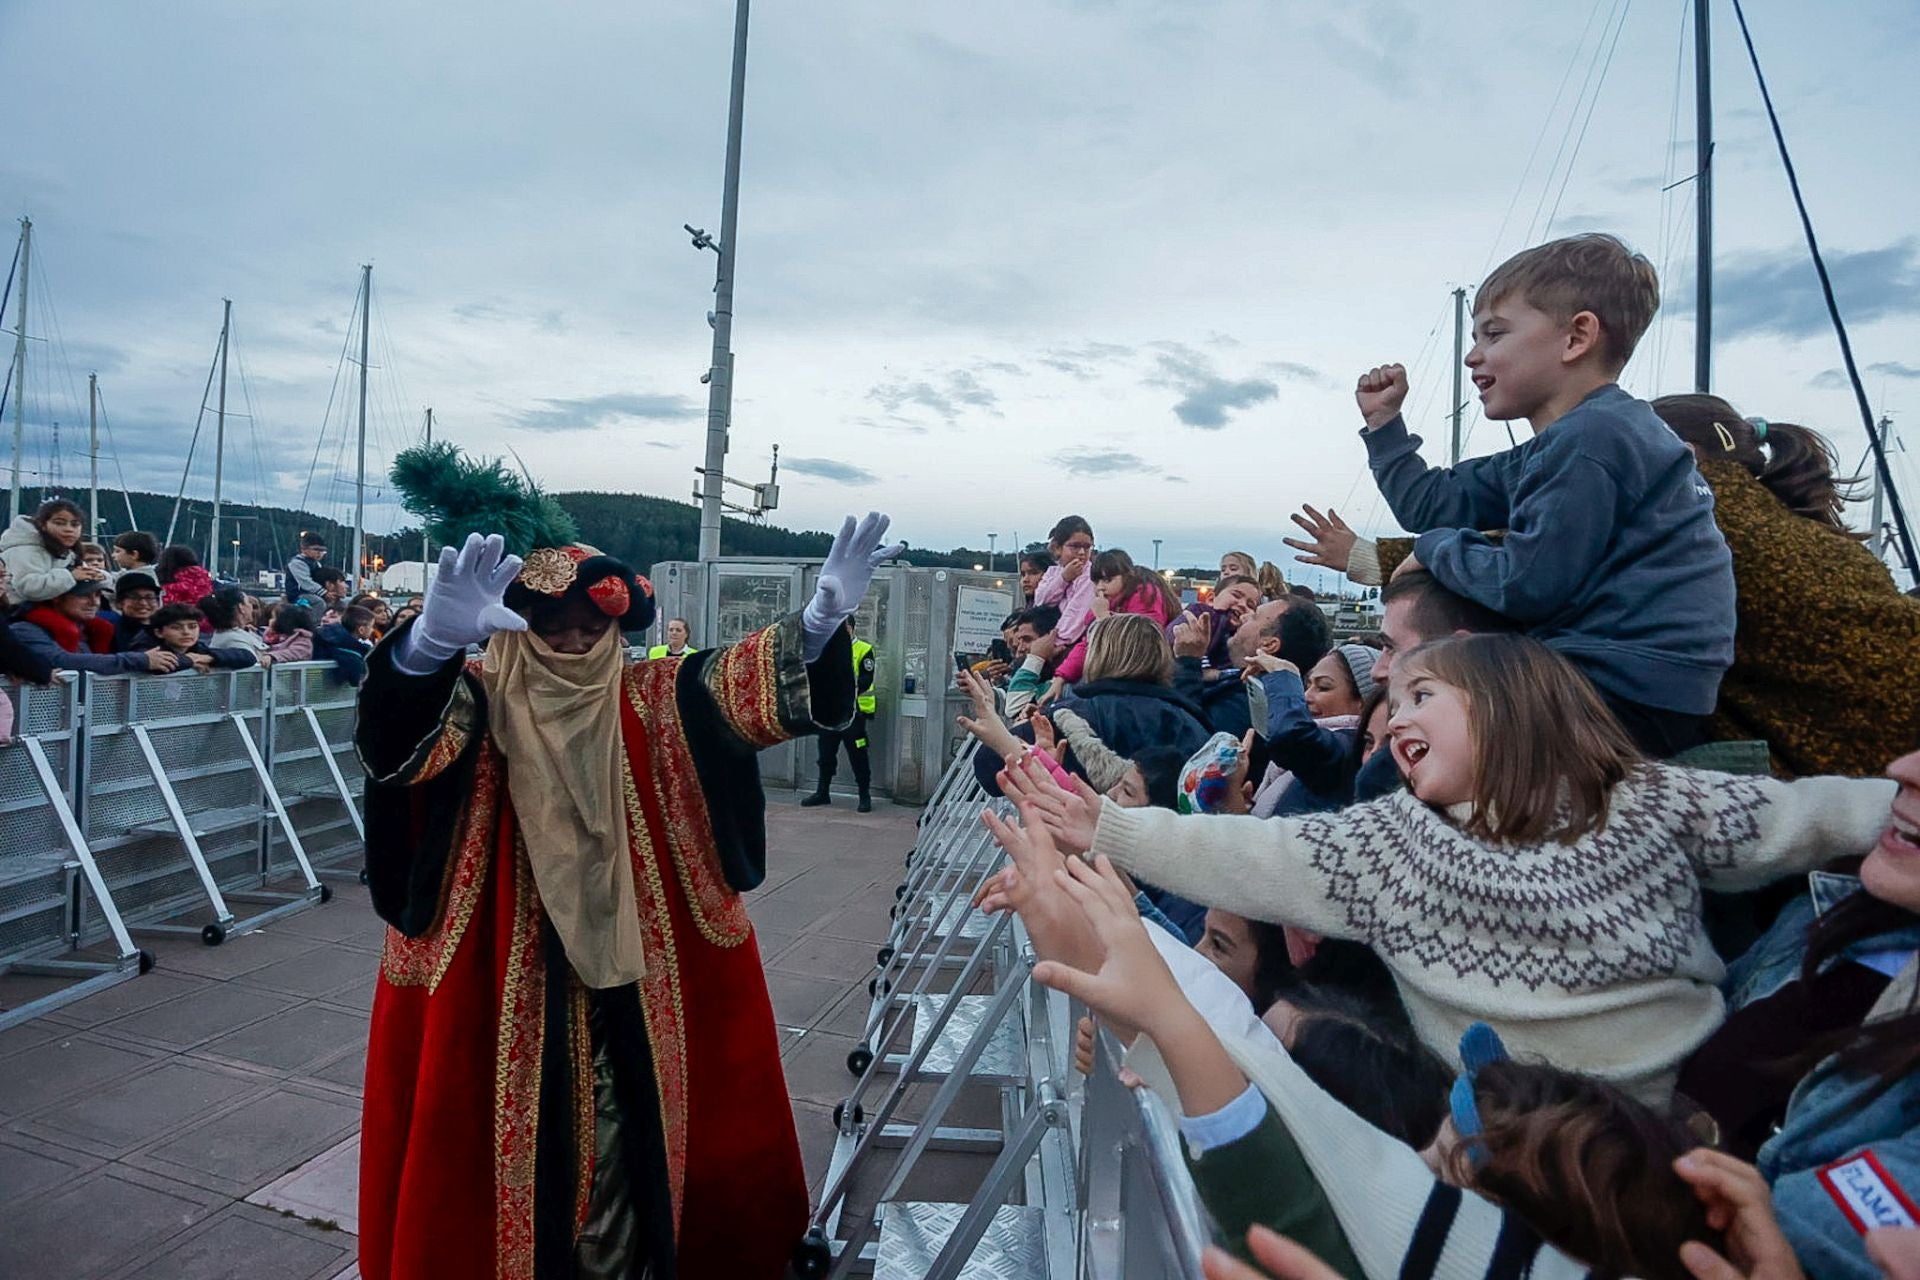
802, 512, 905, 663
393, 533, 528, 676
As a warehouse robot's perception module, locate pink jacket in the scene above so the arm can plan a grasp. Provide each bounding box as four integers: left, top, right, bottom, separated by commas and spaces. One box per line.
264, 628, 314, 662
1053, 583, 1177, 685
1033, 564, 1097, 645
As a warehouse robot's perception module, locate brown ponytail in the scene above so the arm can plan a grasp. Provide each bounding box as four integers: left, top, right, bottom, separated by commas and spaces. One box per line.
1651, 394, 1865, 534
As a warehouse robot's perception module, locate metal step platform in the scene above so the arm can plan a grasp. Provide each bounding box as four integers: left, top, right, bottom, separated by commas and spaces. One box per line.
875, 1203, 1047, 1280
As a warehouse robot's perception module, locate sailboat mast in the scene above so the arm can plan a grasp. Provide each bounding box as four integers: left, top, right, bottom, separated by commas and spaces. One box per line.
1871, 416, 1893, 561
352, 264, 370, 593
1449, 286, 1467, 466
209, 298, 231, 572
87, 372, 98, 536
8, 217, 29, 524
421, 406, 432, 572
1694, 0, 1713, 392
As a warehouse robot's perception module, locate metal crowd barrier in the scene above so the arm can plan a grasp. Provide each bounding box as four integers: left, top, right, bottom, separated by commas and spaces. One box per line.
0, 660, 365, 1030
795, 741, 1210, 1280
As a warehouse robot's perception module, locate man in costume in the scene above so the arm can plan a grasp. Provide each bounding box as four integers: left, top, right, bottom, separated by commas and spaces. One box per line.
354, 445, 901, 1280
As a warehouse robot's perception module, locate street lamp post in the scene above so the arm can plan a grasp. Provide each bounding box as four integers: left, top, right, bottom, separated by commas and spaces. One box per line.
231, 538, 241, 580
987, 532, 998, 572
1152, 538, 1163, 571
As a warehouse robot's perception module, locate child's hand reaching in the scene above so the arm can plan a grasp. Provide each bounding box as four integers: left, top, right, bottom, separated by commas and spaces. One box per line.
1030, 712, 1059, 756
997, 754, 1102, 855
1031, 855, 1188, 1043
1356, 363, 1409, 430
1283, 505, 1358, 573
978, 802, 1102, 974
1203, 1229, 1347, 1280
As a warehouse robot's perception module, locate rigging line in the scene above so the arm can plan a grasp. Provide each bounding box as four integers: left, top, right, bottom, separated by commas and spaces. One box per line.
164, 328, 223, 547
0, 235, 18, 333
1727, 0, 1918, 576
92, 387, 140, 531
1544, 0, 1636, 236
1524, 0, 1629, 245
1648, 0, 1693, 393
298, 278, 363, 517
1480, 0, 1613, 276
1735, 0, 1912, 575
30, 252, 92, 454
232, 328, 287, 565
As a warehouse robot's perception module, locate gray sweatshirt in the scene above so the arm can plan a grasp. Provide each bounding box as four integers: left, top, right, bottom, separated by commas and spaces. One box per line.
1365, 384, 1734, 714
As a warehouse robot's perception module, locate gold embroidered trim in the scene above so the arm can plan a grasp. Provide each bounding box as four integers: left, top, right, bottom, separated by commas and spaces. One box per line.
622, 760, 689, 1230
569, 978, 594, 1233
379, 744, 500, 990
625, 662, 752, 949
494, 846, 545, 1280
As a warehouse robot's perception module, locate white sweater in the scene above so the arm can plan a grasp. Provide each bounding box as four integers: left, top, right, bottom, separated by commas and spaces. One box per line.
1094, 765, 1895, 1101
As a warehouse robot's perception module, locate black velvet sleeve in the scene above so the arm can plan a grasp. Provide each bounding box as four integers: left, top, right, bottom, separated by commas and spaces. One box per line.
675, 616, 856, 893
354, 621, 488, 936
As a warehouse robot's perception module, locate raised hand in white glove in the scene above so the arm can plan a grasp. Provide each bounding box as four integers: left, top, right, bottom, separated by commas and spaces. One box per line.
393, 532, 529, 676
802, 512, 906, 663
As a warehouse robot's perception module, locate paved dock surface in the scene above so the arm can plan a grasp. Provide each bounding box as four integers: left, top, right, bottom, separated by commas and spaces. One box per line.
0, 789, 980, 1279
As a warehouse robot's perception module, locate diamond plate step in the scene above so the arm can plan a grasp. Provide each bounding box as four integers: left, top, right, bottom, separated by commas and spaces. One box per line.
876, 1202, 1046, 1280
896, 994, 1023, 1083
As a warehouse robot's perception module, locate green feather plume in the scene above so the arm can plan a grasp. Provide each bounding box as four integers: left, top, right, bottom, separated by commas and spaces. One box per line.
391, 441, 578, 556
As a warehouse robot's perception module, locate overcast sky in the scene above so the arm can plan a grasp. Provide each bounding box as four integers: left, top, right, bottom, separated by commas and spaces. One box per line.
3, 0, 1917, 577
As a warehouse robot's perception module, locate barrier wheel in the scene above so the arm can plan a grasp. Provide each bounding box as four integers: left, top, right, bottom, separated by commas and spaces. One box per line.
137, 949, 158, 974
201, 923, 227, 947
893, 884, 907, 901
845, 1045, 874, 1076
318, 884, 335, 904
831, 1100, 865, 1128
867, 976, 890, 999
888, 905, 898, 921
792, 1230, 833, 1279
875, 946, 894, 967
358, 866, 370, 886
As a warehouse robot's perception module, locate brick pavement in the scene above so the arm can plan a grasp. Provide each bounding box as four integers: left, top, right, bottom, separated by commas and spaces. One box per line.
0, 790, 987, 1279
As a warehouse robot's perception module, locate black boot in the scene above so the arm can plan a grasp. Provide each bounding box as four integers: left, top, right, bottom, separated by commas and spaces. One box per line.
801, 783, 832, 808
857, 789, 872, 813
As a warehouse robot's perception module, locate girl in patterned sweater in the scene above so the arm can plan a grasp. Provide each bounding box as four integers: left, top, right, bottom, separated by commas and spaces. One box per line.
994, 632, 1894, 1104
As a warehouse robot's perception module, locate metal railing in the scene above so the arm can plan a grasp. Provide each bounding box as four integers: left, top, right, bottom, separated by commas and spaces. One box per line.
798, 739, 1211, 1280
0, 661, 365, 1028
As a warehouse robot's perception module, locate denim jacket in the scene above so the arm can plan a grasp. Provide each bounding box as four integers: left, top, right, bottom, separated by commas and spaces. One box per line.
1728, 886, 1920, 1280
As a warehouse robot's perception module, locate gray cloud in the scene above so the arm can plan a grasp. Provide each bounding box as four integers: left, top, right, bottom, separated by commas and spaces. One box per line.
515, 392, 700, 432
1037, 342, 1135, 380
1707, 241, 1920, 341
1261, 359, 1331, 388
1051, 448, 1151, 477
1812, 360, 1920, 391
1148, 346, 1279, 428
867, 368, 1000, 422
782, 456, 877, 485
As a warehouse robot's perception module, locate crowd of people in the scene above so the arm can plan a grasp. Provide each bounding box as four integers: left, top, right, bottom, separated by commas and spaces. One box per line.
0, 511, 399, 741
955, 234, 1920, 1280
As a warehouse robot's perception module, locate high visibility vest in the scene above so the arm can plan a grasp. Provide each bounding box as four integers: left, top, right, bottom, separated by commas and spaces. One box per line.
853, 639, 876, 715
647, 644, 698, 659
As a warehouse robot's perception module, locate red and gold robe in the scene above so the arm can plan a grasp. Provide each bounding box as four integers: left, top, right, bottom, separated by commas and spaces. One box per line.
353, 616, 853, 1280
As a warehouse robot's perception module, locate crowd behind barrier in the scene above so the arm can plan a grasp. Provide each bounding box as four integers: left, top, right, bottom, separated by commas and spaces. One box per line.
0, 660, 364, 1030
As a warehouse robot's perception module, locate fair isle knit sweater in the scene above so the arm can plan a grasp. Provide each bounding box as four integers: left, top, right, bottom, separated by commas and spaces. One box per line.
1093, 765, 1895, 1102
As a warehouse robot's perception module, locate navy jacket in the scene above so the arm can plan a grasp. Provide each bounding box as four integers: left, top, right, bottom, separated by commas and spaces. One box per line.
1258, 669, 1359, 814
128, 631, 257, 671
973, 677, 1210, 795
1172, 656, 1255, 738
1366, 384, 1735, 714
312, 622, 372, 686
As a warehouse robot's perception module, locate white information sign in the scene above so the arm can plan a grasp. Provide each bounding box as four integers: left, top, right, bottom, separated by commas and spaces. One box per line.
953, 584, 1014, 654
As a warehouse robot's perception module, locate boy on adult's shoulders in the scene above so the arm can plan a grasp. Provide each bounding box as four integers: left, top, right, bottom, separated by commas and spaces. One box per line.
1356, 232, 1734, 757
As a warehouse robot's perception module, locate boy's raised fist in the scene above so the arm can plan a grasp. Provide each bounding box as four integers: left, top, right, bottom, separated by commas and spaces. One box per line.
1355, 363, 1409, 430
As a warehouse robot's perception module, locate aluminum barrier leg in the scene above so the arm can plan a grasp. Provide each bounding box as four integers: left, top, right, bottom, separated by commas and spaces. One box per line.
125, 722, 322, 947
0, 737, 147, 1032
820, 950, 1036, 1279
228, 712, 323, 895
300, 704, 364, 842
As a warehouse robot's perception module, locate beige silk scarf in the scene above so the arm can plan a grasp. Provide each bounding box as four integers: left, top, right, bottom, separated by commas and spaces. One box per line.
481, 625, 644, 988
